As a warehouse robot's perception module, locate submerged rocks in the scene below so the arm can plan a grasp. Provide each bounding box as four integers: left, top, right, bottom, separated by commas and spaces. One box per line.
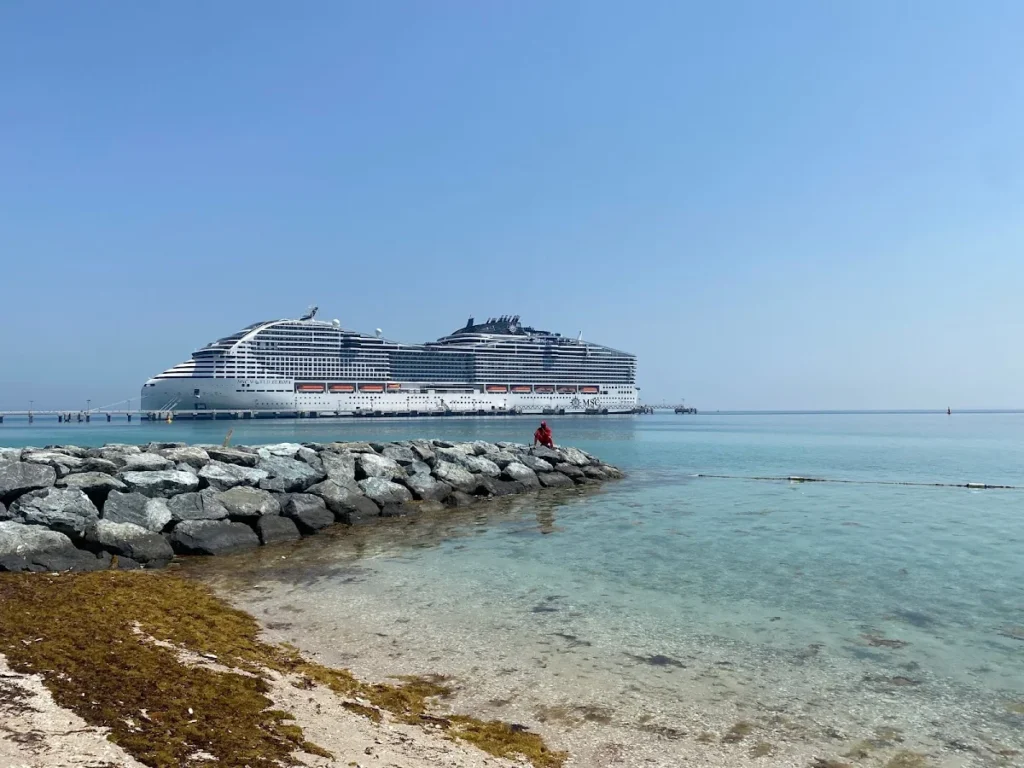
170, 520, 260, 556
0, 438, 621, 570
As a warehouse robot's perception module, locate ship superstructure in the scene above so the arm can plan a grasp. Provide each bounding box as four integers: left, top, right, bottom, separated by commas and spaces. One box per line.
141, 309, 638, 415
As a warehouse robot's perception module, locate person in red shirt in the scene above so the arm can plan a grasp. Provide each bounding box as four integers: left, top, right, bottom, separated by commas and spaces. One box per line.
533, 421, 554, 448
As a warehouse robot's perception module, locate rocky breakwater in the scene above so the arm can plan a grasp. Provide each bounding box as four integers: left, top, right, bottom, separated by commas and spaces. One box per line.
0, 440, 621, 572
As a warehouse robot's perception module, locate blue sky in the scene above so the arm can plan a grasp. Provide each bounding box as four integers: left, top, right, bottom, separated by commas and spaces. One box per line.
2, 1, 1023, 410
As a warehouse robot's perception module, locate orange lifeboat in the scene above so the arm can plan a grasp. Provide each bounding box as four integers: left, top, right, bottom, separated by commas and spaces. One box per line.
534, 385, 555, 394
580, 386, 600, 394
386, 383, 401, 392
328, 383, 355, 393
557, 385, 577, 394
359, 383, 385, 393
511, 385, 532, 393
486, 384, 509, 394
295, 383, 325, 393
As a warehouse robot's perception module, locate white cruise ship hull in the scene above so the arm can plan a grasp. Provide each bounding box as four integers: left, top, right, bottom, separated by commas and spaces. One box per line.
142, 378, 638, 415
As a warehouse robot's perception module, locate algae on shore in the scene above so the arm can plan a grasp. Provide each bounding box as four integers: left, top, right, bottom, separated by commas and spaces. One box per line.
0, 571, 566, 768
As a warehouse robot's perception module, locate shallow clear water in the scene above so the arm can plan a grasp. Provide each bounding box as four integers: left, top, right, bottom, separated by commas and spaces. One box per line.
7, 413, 1024, 764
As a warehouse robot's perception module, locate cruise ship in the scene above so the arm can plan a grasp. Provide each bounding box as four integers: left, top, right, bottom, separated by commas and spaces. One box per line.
141, 309, 638, 416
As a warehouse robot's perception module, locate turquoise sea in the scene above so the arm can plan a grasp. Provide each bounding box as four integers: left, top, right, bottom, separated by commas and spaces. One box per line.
4, 413, 1024, 765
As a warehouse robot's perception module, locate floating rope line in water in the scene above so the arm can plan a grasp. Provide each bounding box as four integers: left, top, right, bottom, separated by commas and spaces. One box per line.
695, 474, 1019, 490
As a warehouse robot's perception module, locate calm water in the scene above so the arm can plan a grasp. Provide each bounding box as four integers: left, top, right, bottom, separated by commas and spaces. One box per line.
5, 413, 1024, 764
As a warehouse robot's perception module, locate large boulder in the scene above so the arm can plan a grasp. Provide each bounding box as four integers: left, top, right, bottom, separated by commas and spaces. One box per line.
320, 452, 356, 484
583, 465, 608, 480
257, 455, 325, 492
381, 445, 417, 465
9, 488, 100, 539
79, 457, 121, 474
121, 453, 174, 472
457, 454, 501, 477
538, 472, 575, 489
432, 461, 479, 492
519, 454, 554, 473
530, 446, 562, 463
257, 443, 303, 459
0, 521, 109, 572
358, 478, 413, 506
445, 490, 478, 508
167, 489, 229, 522
22, 451, 86, 477
296, 446, 323, 470
158, 446, 210, 468
487, 450, 520, 469
410, 443, 435, 463
403, 473, 452, 502
57, 472, 126, 506
356, 453, 404, 480
85, 520, 173, 566
120, 470, 199, 498
306, 480, 379, 524
559, 447, 591, 467
170, 520, 260, 556
501, 462, 540, 487
103, 491, 173, 533
146, 442, 186, 452
323, 441, 375, 454
280, 494, 334, 533
554, 463, 586, 481
205, 446, 259, 467
217, 487, 280, 520
469, 441, 501, 456
602, 466, 625, 480
199, 461, 269, 491
406, 460, 432, 476
256, 515, 301, 545
0, 448, 23, 463
0, 461, 57, 503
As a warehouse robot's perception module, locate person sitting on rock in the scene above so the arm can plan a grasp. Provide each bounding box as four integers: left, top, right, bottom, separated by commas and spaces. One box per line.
533, 421, 554, 449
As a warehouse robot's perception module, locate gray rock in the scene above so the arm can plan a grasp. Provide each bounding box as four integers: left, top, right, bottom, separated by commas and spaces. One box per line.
432, 440, 456, 449
602, 466, 625, 480
554, 463, 585, 480
175, 462, 199, 476
457, 454, 501, 477
198, 461, 269, 491
101, 443, 142, 455
120, 470, 200, 498
121, 453, 174, 472
487, 450, 520, 469
256, 515, 301, 545
519, 454, 554, 473
257, 455, 325, 492
10, 488, 100, 538
22, 451, 86, 477
381, 445, 417, 465
85, 520, 173, 566
79, 457, 121, 474
0, 520, 74, 559
0, 447, 23, 463
296, 446, 322, 469
320, 452, 356, 484
217, 487, 280, 519
146, 441, 186, 452
281, 493, 334, 533
530, 446, 562, 463
307, 480, 379, 524
358, 478, 413, 506
407, 460, 432, 476
501, 462, 540, 487
257, 442, 303, 458
167, 489, 229, 522
0, 521, 110, 571
403, 473, 452, 502
538, 472, 575, 489
583, 466, 609, 480
103, 491, 173, 533
432, 461, 479, 492
410, 443, 435, 463
0, 461, 57, 503
205, 447, 259, 467
559, 446, 591, 467
170, 520, 260, 555
433, 447, 467, 465
485, 479, 527, 497
356, 453, 404, 480
56, 472, 127, 505
158, 446, 210, 468
469, 440, 500, 456
325, 441, 375, 453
